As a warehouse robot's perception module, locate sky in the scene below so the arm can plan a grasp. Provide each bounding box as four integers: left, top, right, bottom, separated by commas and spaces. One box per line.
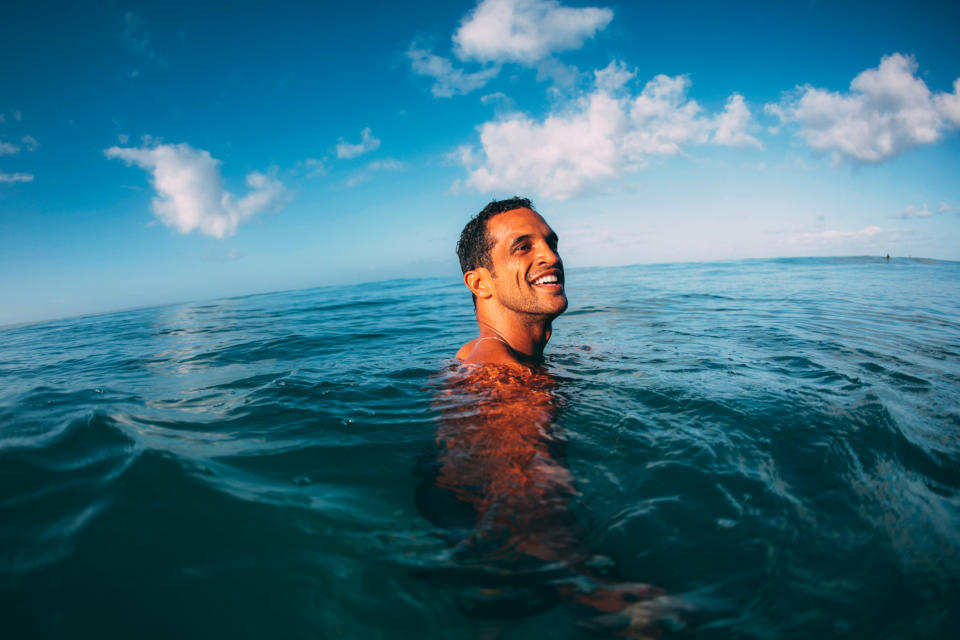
2, 0, 959, 326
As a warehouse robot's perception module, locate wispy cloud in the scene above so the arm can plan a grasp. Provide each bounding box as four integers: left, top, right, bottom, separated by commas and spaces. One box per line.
480, 91, 511, 106
105, 141, 289, 238
407, 46, 500, 98
455, 60, 760, 200
20, 135, 39, 151
336, 127, 381, 159
343, 158, 405, 187
0, 172, 34, 183
783, 226, 885, 244
891, 202, 955, 219
890, 204, 932, 220
201, 247, 243, 263
766, 53, 960, 164
122, 11, 159, 61
0, 135, 40, 155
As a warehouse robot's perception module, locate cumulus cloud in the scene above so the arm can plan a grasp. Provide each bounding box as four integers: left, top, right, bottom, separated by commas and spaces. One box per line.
766, 53, 960, 164
0, 172, 34, 183
336, 127, 381, 159
454, 0, 613, 64
714, 95, 761, 148
407, 46, 500, 97
458, 61, 760, 199
593, 59, 635, 93
408, 0, 612, 97
104, 142, 288, 238
0, 141, 19, 155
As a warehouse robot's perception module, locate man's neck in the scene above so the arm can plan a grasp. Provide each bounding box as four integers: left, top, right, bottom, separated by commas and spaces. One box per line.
476, 313, 553, 361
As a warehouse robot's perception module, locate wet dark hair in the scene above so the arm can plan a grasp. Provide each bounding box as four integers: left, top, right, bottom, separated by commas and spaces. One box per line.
456, 197, 534, 274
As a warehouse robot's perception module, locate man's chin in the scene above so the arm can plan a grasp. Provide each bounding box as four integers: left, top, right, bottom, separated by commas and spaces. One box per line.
541, 296, 568, 317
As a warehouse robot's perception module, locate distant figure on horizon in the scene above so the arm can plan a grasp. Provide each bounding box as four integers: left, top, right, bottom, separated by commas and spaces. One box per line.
886, 254, 891, 261
455, 197, 567, 365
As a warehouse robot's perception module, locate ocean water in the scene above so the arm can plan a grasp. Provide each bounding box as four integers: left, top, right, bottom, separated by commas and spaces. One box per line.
2, 257, 959, 639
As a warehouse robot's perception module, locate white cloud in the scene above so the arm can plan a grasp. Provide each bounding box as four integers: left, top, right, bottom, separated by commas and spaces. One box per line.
21, 135, 39, 151
104, 142, 288, 238
344, 158, 405, 187
336, 127, 381, 159
302, 157, 326, 178
0, 172, 34, 183
407, 46, 500, 97
366, 159, 404, 171
766, 53, 960, 164
0, 141, 19, 155
714, 94, 761, 147
891, 204, 931, 219
787, 226, 884, 243
480, 91, 510, 105
454, 0, 613, 64
445, 144, 481, 168
118, 133, 129, 144
593, 59, 635, 94
408, 0, 612, 97
936, 79, 960, 126
459, 65, 760, 199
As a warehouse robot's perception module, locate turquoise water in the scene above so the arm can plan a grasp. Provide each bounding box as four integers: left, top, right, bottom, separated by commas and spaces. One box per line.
2, 257, 959, 638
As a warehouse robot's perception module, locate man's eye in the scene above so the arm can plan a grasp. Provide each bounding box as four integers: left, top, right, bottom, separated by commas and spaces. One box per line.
516, 244, 530, 252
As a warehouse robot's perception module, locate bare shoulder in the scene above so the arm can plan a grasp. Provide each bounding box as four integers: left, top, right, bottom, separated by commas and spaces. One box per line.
456, 338, 520, 365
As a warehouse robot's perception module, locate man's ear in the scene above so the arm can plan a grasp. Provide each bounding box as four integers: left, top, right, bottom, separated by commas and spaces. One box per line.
464, 268, 493, 299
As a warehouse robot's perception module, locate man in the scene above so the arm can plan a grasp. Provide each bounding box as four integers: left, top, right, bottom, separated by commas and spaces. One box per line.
424, 198, 675, 634
455, 197, 567, 365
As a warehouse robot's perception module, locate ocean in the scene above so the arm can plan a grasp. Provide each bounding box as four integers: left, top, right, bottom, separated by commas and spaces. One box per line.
2, 256, 959, 638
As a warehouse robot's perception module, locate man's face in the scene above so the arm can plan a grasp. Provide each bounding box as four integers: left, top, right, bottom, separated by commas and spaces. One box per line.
484, 208, 568, 317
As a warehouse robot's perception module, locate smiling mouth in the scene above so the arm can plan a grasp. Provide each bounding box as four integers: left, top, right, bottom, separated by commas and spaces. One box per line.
530, 271, 564, 289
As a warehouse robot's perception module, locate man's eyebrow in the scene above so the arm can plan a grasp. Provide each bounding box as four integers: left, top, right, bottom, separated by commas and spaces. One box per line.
510, 234, 533, 248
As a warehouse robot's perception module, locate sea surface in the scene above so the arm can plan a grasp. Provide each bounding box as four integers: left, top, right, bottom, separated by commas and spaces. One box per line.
2, 257, 959, 639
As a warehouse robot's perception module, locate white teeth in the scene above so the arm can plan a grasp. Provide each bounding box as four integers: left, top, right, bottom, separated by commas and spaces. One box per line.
532, 274, 559, 285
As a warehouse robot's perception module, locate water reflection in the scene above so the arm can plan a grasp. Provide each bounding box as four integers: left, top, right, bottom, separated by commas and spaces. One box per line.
417, 363, 680, 636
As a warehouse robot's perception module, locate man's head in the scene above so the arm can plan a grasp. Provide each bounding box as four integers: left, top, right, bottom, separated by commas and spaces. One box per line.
457, 197, 533, 275
457, 197, 567, 318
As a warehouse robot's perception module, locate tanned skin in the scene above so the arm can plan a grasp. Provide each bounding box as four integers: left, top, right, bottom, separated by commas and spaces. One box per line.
456, 207, 568, 365
438, 207, 676, 636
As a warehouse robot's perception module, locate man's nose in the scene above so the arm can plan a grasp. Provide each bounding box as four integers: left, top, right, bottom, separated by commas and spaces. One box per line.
535, 241, 560, 265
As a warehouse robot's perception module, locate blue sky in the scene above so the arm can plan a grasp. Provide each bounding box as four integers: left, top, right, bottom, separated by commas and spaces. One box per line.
2, 0, 959, 326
